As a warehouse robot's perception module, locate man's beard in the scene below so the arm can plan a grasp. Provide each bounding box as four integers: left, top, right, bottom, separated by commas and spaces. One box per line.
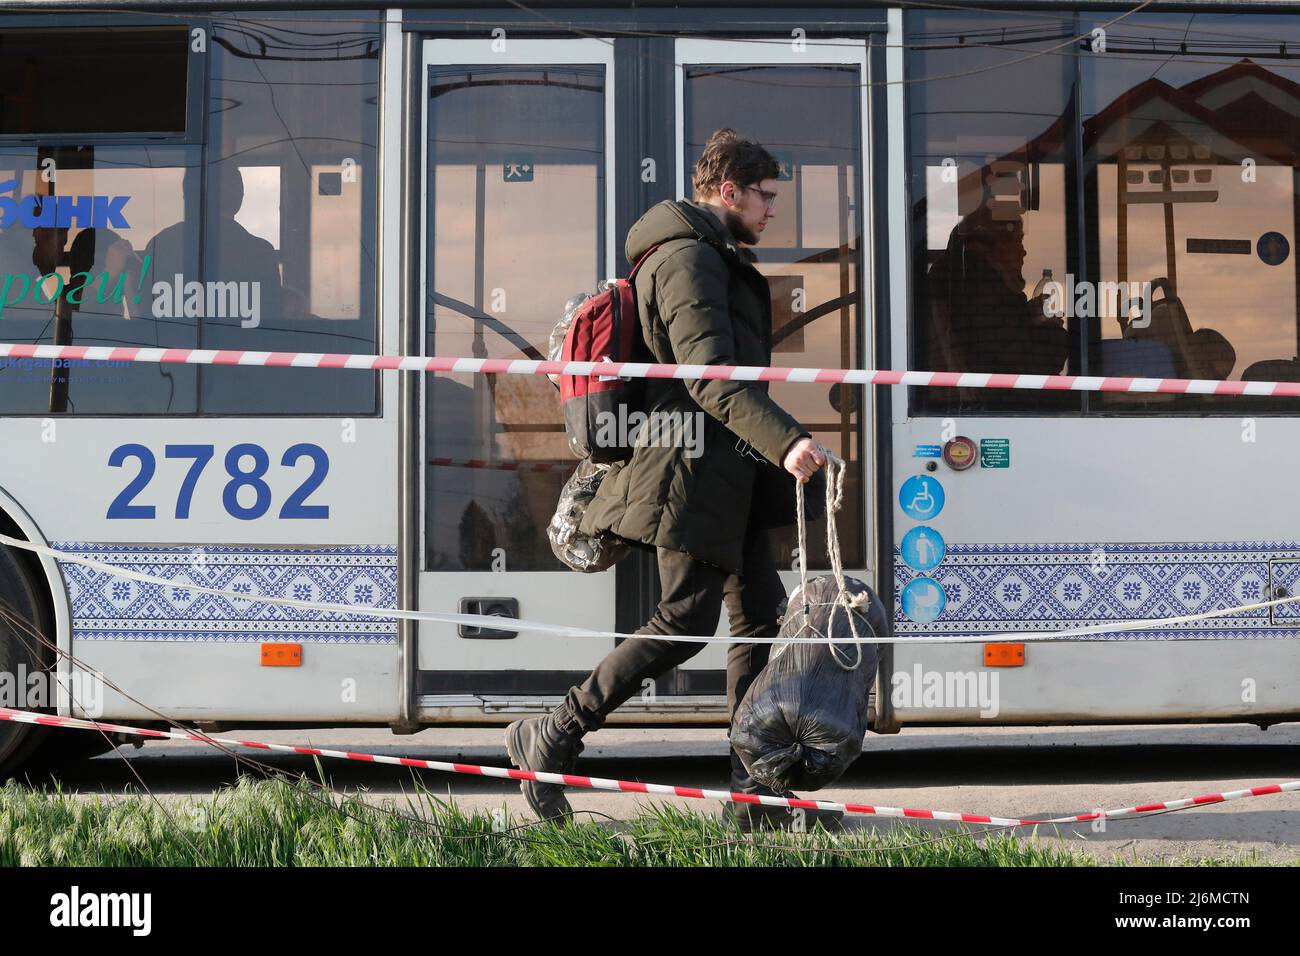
723, 208, 760, 246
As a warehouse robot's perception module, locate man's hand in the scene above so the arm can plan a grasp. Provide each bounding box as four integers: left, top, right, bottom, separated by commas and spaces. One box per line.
783, 436, 826, 483
1029, 293, 1065, 328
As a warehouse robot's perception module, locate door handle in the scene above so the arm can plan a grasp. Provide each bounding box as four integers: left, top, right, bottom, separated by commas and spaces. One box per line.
458, 597, 520, 639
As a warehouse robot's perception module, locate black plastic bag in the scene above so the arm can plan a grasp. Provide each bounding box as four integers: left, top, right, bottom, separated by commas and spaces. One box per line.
730, 575, 886, 792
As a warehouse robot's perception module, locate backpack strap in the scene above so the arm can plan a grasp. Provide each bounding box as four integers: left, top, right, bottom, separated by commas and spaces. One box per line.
627, 243, 664, 280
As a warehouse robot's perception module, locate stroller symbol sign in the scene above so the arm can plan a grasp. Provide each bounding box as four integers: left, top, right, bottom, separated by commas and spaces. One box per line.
902, 577, 947, 623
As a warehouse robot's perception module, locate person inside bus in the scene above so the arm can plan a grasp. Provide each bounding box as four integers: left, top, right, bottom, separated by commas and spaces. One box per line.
143, 162, 283, 324
1185, 327, 1236, 381
68, 224, 142, 320
0, 166, 140, 323
926, 202, 1069, 379
29, 217, 140, 320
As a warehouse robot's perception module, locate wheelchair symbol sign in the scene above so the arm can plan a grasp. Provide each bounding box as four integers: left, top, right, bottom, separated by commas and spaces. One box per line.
899, 475, 945, 521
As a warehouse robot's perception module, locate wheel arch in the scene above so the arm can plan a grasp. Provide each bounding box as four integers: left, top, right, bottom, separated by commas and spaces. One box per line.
0, 484, 70, 685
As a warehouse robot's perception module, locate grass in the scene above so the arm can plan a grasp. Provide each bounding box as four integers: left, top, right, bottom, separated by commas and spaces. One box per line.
0, 774, 1285, 867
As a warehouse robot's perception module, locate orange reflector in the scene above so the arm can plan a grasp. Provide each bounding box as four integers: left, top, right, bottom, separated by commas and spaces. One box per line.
261, 644, 302, 667
983, 643, 1025, 667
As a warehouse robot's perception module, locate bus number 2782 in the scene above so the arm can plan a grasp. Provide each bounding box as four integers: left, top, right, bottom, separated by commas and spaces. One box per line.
107, 443, 330, 520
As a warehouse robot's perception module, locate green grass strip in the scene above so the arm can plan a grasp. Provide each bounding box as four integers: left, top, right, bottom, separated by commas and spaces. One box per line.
0, 775, 1282, 867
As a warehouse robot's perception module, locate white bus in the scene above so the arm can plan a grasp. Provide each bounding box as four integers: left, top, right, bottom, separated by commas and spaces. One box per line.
1, 1, 1299, 777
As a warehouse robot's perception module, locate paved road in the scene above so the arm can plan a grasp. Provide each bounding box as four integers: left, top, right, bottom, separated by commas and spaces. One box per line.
31, 721, 1300, 864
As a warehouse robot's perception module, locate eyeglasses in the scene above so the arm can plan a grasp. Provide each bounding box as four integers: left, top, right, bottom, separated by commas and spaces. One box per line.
741, 184, 778, 210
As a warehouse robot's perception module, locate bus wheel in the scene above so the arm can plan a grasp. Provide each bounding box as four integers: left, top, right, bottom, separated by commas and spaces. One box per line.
17, 732, 121, 781
0, 542, 55, 781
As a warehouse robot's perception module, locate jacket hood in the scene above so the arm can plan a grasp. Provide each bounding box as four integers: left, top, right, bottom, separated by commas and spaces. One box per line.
625, 199, 756, 267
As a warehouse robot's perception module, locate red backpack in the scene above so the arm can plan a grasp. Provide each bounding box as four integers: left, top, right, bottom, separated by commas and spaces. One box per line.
552, 244, 662, 463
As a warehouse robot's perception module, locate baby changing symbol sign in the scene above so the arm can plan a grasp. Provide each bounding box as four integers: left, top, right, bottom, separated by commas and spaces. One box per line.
901, 525, 945, 572
899, 475, 944, 521
901, 577, 946, 624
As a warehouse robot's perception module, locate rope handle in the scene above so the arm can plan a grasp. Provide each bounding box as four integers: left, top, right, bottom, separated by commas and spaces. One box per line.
793, 449, 871, 671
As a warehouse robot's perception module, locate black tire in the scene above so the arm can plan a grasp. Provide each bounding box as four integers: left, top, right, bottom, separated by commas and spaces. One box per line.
18, 729, 119, 780
0, 542, 56, 780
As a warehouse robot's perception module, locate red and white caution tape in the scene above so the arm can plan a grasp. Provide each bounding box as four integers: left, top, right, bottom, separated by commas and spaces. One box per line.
4, 533, 1300, 646
2, 706, 1296, 828
2, 342, 1298, 397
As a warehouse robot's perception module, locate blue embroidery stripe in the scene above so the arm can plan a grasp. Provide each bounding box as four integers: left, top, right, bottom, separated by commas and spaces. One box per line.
53, 543, 399, 644
894, 542, 1300, 638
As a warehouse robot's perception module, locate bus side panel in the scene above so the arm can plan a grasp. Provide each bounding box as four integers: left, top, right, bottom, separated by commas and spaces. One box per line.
0, 417, 400, 723
890, 418, 1300, 725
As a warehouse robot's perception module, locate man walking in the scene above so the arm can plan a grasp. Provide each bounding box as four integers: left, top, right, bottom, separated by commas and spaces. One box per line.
506, 128, 838, 831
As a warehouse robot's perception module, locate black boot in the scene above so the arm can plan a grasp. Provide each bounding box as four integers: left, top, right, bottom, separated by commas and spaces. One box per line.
720, 747, 845, 833
505, 702, 586, 825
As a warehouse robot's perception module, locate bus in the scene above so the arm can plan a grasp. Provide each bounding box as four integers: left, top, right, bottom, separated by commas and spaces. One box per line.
2, 0, 1299, 777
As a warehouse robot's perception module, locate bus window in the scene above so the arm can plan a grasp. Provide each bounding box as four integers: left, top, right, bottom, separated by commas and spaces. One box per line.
425, 64, 606, 571
0, 146, 200, 414
0, 27, 188, 135
908, 12, 1081, 415
682, 62, 867, 570
197, 12, 380, 415
0, 13, 379, 417
0, 23, 197, 415
1082, 12, 1300, 414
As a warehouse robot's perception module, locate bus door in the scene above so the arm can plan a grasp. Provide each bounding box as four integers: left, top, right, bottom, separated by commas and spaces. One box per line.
417, 39, 619, 711
664, 39, 877, 699
415, 35, 877, 718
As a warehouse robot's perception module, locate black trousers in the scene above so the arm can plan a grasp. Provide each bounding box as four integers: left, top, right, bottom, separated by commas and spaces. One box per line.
562, 500, 786, 735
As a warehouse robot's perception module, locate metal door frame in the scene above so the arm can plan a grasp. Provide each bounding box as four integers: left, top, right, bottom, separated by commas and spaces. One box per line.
413, 37, 618, 703
671, 37, 877, 681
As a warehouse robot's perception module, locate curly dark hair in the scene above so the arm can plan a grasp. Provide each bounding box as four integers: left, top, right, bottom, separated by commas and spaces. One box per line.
691, 128, 780, 201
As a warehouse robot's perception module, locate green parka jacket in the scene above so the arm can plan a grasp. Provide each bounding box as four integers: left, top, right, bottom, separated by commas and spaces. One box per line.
577, 198, 810, 575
